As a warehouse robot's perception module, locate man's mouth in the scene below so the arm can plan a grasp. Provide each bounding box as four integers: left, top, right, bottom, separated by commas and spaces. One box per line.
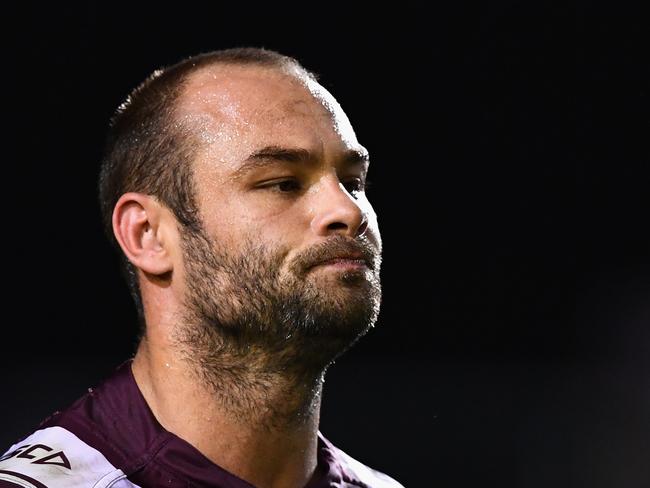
311, 257, 369, 270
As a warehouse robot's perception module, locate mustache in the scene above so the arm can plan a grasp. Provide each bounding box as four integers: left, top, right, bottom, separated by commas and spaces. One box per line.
297, 235, 378, 272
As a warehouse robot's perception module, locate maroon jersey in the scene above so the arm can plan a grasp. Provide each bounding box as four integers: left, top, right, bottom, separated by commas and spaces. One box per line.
0, 360, 402, 487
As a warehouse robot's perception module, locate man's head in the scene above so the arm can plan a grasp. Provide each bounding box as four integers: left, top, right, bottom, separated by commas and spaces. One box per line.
98, 47, 382, 376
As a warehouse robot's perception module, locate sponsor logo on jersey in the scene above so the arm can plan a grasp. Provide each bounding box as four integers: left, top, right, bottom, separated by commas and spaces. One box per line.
0, 444, 71, 470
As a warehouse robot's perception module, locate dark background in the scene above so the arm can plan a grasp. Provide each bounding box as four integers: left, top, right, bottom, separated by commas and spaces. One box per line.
2, 3, 649, 487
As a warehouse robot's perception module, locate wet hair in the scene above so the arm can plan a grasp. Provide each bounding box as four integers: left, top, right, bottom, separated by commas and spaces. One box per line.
97, 47, 319, 330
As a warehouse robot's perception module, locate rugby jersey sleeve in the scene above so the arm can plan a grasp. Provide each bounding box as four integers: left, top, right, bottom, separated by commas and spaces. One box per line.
0, 426, 141, 488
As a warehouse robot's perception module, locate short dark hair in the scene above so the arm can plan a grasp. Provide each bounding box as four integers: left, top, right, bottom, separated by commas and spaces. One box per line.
97, 47, 318, 330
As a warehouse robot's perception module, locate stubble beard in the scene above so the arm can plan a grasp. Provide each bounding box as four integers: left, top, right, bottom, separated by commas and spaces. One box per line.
171, 224, 382, 428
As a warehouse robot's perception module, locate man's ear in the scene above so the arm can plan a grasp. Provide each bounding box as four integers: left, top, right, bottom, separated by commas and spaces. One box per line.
112, 193, 174, 276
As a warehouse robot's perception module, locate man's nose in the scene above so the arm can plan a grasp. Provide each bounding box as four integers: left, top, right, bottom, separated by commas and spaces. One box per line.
310, 175, 368, 238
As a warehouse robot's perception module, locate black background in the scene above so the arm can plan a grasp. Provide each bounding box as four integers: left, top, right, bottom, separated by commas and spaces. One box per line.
2, 3, 649, 487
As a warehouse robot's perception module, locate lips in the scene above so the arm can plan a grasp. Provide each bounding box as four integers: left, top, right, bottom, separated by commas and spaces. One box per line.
312, 253, 370, 268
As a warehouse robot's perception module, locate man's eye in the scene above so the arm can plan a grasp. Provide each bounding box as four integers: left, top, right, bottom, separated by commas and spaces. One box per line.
262, 179, 302, 193
259, 178, 370, 196
343, 179, 368, 194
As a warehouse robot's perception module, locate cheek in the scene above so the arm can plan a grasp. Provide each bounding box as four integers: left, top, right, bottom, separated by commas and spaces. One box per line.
228, 195, 311, 236
199, 190, 288, 235
211, 202, 304, 252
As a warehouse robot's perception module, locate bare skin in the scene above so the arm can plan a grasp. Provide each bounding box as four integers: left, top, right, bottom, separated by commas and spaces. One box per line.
113, 64, 381, 488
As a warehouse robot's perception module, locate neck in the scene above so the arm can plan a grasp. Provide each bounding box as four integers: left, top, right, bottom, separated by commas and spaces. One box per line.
131, 334, 325, 488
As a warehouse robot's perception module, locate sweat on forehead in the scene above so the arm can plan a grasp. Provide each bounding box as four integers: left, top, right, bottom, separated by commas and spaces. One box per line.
176, 64, 356, 153
175, 64, 357, 147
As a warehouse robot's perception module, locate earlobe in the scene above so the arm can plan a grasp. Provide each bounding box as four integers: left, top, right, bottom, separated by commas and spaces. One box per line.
112, 193, 174, 276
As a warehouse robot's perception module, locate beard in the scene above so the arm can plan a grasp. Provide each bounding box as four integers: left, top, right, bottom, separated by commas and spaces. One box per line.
173, 224, 382, 385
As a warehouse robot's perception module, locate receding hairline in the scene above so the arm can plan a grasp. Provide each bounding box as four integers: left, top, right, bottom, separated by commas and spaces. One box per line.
168, 61, 334, 148
189, 57, 313, 80
176, 61, 316, 110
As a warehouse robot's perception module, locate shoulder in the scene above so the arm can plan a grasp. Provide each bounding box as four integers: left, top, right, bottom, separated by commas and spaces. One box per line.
326, 440, 405, 488
0, 426, 139, 488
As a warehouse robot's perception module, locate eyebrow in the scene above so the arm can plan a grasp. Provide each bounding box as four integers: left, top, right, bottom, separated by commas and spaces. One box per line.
230, 145, 370, 181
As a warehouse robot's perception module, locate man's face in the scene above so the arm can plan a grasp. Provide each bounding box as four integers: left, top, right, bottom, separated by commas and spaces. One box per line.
171, 65, 382, 371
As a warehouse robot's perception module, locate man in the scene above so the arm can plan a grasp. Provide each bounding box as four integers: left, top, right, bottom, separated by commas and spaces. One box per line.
0, 47, 402, 488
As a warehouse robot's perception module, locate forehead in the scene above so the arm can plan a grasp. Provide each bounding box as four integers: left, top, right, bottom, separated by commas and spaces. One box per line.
176, 64, 360, 168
